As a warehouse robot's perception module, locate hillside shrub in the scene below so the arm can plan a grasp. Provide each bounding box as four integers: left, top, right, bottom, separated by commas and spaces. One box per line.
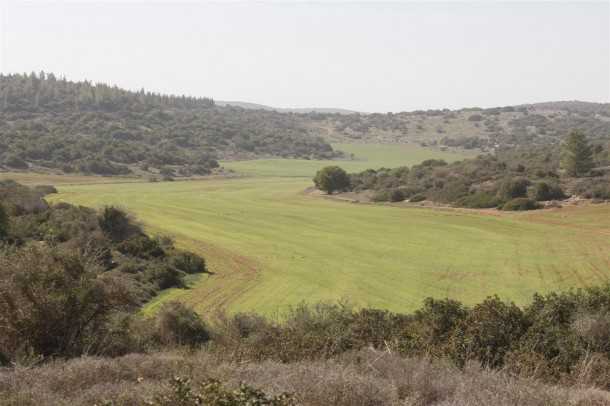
456, 192, 501, 208
117, 235, 165, 259
99, 206, 133, 241
156, 302, 210, 347
531, 181, 565, 201
501, 198, 540, 211
170, 251, 207, 274
497, 177, 529, 201
409, 193, 426, 202
389, 189, 405, 202
449, 296, 529, 368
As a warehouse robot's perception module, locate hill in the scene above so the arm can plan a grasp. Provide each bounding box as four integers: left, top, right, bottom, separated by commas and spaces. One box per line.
298, 101, 610, 151
0, 73, 340, 175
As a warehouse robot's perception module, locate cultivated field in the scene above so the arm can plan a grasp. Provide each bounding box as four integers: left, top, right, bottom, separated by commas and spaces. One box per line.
40, 143, 610, 316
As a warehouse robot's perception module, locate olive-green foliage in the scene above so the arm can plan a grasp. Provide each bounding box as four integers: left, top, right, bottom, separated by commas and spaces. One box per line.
313, 166, 350, 194
0, 246, 137, 361
456, 192, 501, 208
170, 251, 207, 274
561, 130, 594, 177
98, 206, 133, 242
0, 181, 208, 363
210, 285, 610, 388
573, 177, 610, 200
347, 149, 562, 206
496, 177, 529, 201
501, 198, 540, 211
449, 297, 529, 368
155, 302, 210, 347
531, 181, 566, 201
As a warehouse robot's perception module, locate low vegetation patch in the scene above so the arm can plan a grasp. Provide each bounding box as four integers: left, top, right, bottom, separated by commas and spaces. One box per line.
316, 130, 609, 210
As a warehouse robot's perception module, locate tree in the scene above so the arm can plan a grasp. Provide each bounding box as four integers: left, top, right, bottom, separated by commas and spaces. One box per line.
561, 130, 594, 177
313, 166, 350, 194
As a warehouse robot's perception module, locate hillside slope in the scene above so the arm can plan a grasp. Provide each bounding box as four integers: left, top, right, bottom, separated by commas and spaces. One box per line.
299, 101, 610, 151
0, 73, 340, 175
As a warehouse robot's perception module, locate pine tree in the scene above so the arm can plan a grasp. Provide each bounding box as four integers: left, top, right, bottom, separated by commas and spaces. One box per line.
561, 130, 594, 177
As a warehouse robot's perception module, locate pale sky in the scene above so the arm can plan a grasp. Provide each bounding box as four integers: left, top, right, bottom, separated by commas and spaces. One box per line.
1, 1, 608, 112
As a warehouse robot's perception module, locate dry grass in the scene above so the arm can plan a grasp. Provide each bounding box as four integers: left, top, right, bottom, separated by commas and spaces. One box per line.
1, 349, 609, 406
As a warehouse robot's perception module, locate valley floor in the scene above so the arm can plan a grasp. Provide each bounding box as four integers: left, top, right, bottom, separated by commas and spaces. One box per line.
5, 143, 610, 317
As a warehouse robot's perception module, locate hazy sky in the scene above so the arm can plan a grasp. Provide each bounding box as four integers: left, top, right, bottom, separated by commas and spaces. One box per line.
1, 1, 608, 112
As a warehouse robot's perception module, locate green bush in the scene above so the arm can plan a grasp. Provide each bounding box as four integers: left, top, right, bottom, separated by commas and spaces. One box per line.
98, 206, 133, 241
117, 235, 165, 259
532, 182, 565, 201
389, 189, 405, 202
497, 177, 529, 201
501, 198, 540, 211
156, 302, 210, 347
3, 154, 28, 169
169, 251, 207, 274
313, 166, 350, 194
456, 192, 501, 208
449, 296, 529, 368
409, 193, 426, 202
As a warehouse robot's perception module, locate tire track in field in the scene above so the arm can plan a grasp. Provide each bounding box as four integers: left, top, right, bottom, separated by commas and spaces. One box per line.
143, 227, 263, 317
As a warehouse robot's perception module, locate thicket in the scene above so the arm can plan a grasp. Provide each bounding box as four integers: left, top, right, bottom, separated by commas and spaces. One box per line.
0, 73, 340, 175
0, 181, 208, 363
343, 137, 609, 209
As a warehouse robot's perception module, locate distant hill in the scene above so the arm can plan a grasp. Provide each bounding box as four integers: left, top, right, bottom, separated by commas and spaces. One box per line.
216, 100, 359, 115
295, 101, 610, 152
0, 73, 341, 175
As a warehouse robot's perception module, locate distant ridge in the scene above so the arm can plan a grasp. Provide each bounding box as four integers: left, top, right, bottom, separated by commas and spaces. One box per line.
216, 100, 360, 115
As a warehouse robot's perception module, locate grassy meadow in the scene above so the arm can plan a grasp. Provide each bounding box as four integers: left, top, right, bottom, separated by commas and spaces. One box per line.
37, 143, 610, 316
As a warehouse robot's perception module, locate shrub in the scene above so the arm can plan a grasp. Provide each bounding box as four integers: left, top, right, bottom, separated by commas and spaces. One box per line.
456, 192, 501, 208
169, 251, 207, 274
0, 246, 136, 361
3, 154, 28, 169
389, 189, 405, 202
573, 177, 610, 199
449, 297, 529, 368
144, 264, 185, 290
313, 166, 350, 194
155, 302, 210, 347
531, 181, 565, 201
497, 177, 529, 201
409, 193, 426, 202
99, 206, 133, 241
117, 235, 165, 259
501, 198, 540, 211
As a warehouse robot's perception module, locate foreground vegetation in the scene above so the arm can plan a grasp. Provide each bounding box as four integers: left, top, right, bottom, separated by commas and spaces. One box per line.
3, 348, 609, 405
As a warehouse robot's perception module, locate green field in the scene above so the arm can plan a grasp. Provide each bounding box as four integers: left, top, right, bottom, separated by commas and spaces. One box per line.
222, 143, 475, 177
45, 144, 610, 316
